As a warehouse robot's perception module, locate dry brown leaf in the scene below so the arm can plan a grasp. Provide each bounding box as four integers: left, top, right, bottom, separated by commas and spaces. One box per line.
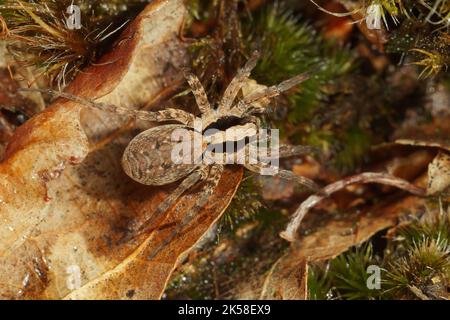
394, 119, 450, 197
272, 195, 426, 299
396, 139, 450, 152
261, 175, 427, 299
0, 0, 243, 300
289, 174, 426, 262
384, 150, 435, 182
260, 254, 308, 300
0, 67, 46, 157
395, 116, 450, 152
255, 174, 428, 300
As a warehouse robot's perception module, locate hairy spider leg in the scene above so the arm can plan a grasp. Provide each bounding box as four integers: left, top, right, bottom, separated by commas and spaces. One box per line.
217, 51, 261, 113
146, 164, 224, 260
204, 127, 320, 192
246, 143, 318, 163
182, 68, 212, 115
121, 166, 210, 243
244, 72, 311, 105
19, 88, 198, 127
237, 130, 320, 192
271, 144, 318, 159
245, 162, 321, 193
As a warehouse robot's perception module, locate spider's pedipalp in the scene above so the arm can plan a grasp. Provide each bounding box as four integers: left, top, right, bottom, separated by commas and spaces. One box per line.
182, 68, 212, 114
19, 88, 198, 126
278, 144, 319, 158
218, 51, 261, 113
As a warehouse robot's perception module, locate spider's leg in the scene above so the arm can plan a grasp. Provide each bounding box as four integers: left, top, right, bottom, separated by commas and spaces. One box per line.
240, 129, 318, 162
19, 88, 197, 127
248, 144, 318, 165
121, 166, 209, 243
241, 130, 321, 192
182, 69, 212, 115
274, 144, 318, 159
245, 162, 321, 193
146, 164, 224, 260
217, 51, 260, 113
243, 71, 311, 109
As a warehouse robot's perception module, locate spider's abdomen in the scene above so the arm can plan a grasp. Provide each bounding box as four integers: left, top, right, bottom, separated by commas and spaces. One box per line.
122, 124, 199, 186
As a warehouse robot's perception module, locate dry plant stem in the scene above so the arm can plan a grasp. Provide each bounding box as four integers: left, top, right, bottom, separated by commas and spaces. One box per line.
280, 172, 426, 242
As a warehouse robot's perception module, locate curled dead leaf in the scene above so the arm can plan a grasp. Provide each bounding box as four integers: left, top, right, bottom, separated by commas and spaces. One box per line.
394, 119, 450, 197
0, 0, 243, 300
260, 254, 308, 300
255, 173, 428, 300
394, 116, 450, 152
292, 193, 425, 261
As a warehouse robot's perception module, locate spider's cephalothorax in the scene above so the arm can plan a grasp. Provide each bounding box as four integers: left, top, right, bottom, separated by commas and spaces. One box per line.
22, 52, 319, 255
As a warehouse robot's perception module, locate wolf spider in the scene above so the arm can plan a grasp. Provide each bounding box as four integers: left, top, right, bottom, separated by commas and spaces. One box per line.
23, 52, 320, 257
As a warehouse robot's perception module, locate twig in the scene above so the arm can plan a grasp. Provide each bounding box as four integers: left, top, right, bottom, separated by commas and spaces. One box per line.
280, 172, 426, 242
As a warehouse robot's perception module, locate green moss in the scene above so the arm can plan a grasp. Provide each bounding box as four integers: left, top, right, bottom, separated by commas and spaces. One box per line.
309, 203, 450, 300
309, 244, 383, 300
0, 0, 148, 87
384, 238, 449, 299
398, 204, 450, 246
221, 175, 264, 231
242, 3, 355, 122
333, 126, 371, 172
383, 205, 450, 299
308, 265, 333, 300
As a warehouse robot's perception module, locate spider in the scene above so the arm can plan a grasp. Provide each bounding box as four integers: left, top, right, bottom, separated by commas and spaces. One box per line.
22, 52, 320, 258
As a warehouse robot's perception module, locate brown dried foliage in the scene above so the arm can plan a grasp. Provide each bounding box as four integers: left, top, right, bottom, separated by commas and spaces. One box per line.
0, 0, 243, 300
